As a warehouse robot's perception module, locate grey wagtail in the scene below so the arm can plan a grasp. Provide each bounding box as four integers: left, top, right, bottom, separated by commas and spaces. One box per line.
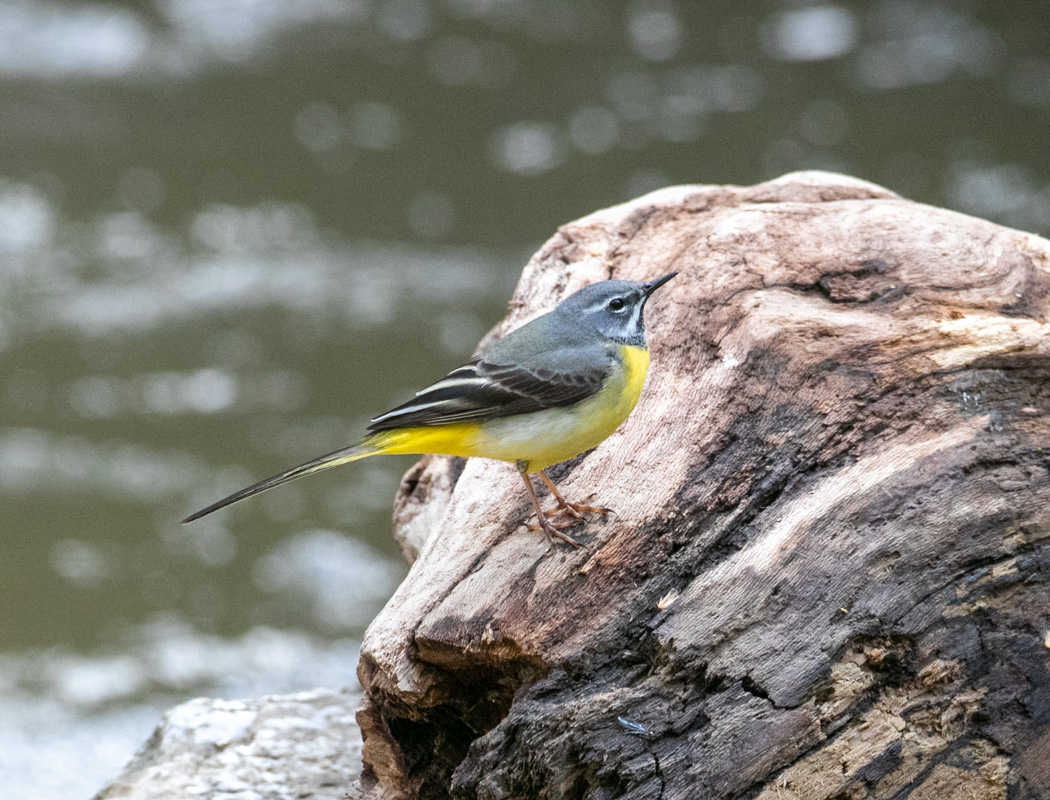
183, 272, 676, 547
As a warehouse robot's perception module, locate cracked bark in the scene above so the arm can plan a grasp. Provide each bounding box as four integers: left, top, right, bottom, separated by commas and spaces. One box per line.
355, 172, 1050, 800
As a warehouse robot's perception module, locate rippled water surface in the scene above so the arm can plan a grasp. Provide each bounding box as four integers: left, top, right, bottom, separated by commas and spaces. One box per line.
2, 1, 1048, 797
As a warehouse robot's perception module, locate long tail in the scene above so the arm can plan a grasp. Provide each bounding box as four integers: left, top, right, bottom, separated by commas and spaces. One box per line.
182, 438, 382, 523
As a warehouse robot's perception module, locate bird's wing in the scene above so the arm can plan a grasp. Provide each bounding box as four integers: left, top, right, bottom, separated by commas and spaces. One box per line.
367, 348, 612, 431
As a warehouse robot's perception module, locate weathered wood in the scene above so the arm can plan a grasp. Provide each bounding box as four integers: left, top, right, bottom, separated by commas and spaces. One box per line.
357, 171, 1050, 800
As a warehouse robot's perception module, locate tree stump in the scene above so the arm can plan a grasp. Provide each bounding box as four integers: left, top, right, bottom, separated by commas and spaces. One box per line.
356, 172, 1050, 800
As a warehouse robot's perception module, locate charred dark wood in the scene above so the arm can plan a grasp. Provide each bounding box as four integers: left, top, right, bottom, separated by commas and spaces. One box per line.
357, 172, 1050, 800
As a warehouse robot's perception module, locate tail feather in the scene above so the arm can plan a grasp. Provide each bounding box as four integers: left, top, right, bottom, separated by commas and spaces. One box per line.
182, 440, 380, 523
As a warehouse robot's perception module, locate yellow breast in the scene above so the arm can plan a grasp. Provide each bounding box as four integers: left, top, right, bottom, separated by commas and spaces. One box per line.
368, 344, 651, 471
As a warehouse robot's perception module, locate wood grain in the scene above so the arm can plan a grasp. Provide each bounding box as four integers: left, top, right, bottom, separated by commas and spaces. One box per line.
356, 172, 1050, 800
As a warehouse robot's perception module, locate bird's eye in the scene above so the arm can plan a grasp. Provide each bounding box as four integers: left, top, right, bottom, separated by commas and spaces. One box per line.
608, 297, 626, 312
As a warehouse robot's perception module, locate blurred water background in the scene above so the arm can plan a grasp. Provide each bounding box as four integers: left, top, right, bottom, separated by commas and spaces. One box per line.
1, 1, 1047, 796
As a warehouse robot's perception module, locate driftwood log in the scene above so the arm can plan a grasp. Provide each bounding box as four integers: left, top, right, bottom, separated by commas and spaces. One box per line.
356, 172, 1050, 800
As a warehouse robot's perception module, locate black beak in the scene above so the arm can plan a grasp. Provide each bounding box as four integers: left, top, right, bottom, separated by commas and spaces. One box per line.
641, 272, 677, 298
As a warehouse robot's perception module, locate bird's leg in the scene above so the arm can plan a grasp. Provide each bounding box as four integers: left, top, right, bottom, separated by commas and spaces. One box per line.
516, 461, 580, 548
537, 470, 612, 518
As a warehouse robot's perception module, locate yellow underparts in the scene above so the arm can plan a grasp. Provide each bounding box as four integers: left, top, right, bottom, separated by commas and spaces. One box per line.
366, 344, 651, 472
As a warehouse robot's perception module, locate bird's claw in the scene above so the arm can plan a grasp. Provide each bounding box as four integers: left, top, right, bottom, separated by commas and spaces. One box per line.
526, 500, 615, 548
527, 517, 578, 531
527, 517, 581, 548
546, 501, 612, 518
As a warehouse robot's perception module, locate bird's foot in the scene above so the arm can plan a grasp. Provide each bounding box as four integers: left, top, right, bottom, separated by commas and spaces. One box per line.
544, 499, 613, 520
526, 499, 614, 548
527, 515, 581, 548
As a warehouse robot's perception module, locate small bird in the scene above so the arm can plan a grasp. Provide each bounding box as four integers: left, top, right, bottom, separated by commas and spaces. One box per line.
183, 273, 676, 546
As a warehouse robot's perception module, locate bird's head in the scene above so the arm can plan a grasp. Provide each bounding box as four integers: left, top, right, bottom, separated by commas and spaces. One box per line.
556, 273, 677, 345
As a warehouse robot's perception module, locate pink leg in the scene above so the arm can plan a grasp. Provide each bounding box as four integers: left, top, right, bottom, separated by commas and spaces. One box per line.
537, 470, 612, 518
516, 462, 580, 548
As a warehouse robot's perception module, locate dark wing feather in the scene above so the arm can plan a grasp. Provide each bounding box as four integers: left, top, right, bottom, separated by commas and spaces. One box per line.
367, 351, 610, 431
